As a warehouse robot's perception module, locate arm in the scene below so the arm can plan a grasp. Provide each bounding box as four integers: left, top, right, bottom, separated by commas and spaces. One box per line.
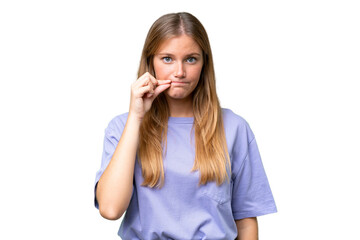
96, 73, 171, 220
235, 217, 258, 240
96, 114, 141, 220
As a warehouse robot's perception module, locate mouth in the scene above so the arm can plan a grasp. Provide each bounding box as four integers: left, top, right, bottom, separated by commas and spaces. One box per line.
171, 81, 188, 85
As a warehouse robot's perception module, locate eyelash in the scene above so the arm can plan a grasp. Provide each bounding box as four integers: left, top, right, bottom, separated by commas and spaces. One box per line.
162, 57, 172, 63
161, 57, 197, 64
186, 57, 197, 63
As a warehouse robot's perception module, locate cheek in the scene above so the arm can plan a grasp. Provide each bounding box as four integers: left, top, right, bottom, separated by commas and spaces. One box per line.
154, 63, 172, 79
188, 65, 203, 80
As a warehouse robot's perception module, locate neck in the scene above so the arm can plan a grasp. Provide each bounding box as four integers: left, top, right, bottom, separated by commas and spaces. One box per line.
166, 95, 193, 117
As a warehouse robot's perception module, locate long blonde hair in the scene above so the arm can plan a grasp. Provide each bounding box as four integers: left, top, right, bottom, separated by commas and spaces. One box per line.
138, 12, 230, 187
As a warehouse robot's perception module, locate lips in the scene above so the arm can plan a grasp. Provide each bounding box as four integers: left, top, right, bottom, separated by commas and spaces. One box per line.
171, 81, 188, 84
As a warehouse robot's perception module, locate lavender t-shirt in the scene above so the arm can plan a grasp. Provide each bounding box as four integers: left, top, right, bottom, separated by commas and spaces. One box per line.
94, 108, 277, 239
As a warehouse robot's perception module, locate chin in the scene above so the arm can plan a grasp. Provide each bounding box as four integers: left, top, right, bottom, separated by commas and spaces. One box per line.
166, 94, 186, 99
164, 91, 191, 100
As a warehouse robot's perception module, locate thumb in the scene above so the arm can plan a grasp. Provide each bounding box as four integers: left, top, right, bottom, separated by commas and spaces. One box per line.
152, 83, 171, 98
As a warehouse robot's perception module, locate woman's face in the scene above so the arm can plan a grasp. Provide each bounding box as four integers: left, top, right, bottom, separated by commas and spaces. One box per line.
153, 34, 204, 101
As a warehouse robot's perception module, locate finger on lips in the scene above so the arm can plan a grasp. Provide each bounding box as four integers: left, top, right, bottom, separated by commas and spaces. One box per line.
157, 80, 172, 85
135, 73, 172, 97
153, 83, 171, 95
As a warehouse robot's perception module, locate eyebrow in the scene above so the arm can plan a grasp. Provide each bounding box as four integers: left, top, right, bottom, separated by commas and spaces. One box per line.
157, 52, 201, 57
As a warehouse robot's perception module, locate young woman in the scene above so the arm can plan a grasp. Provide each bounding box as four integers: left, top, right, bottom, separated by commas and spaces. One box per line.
94, 12, 277, 239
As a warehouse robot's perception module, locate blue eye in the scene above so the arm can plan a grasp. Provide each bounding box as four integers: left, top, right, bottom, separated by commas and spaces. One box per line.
162, 57, 172, 63
187, 57, 196, 63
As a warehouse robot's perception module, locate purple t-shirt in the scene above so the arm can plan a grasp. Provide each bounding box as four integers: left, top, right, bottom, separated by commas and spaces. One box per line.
94, 108, 277, 239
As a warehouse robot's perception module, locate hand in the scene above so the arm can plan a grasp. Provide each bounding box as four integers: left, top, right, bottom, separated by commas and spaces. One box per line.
129, 72, 171, 121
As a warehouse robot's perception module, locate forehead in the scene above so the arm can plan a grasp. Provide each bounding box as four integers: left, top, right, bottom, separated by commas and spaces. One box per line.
156, 34, 202, 55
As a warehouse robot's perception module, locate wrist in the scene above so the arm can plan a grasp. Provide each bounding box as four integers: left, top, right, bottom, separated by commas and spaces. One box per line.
127, 112, 143, 125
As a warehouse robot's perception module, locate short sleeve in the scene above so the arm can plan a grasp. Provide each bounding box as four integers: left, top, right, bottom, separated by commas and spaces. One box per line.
231, 137, 277, 220
94, 114, 126, 209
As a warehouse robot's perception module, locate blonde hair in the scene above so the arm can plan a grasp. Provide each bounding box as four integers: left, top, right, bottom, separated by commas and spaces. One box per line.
138, 12, 230, 187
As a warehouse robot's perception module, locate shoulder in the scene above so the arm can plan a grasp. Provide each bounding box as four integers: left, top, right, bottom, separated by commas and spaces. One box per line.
105, 112, 129, 136
221, 108, 254, 139
221, 108, 257, 176
221, 108, 255, 146
221, 108, 248, 126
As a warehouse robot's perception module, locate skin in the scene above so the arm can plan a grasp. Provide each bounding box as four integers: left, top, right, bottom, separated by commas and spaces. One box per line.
96, 34, 258, 238
236, 217, 259, 240
153, 34, 203, 117
96, 73, 171, 220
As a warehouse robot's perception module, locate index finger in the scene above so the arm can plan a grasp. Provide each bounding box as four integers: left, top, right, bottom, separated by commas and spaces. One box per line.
156, 80, 172, 85
147, 74, 159, 86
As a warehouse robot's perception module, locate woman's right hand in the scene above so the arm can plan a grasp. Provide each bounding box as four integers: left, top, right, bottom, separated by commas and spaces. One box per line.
129, 72, 171, 121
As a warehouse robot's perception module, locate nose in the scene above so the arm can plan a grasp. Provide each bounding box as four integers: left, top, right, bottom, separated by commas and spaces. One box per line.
174, 62, 185, 78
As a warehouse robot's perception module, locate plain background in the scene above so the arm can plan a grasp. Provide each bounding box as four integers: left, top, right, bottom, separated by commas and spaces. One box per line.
1, 0, 359, 239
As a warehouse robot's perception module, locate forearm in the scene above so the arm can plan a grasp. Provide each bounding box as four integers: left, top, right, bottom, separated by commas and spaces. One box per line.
96, 113, 141, 220
235, 217, 258, 240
